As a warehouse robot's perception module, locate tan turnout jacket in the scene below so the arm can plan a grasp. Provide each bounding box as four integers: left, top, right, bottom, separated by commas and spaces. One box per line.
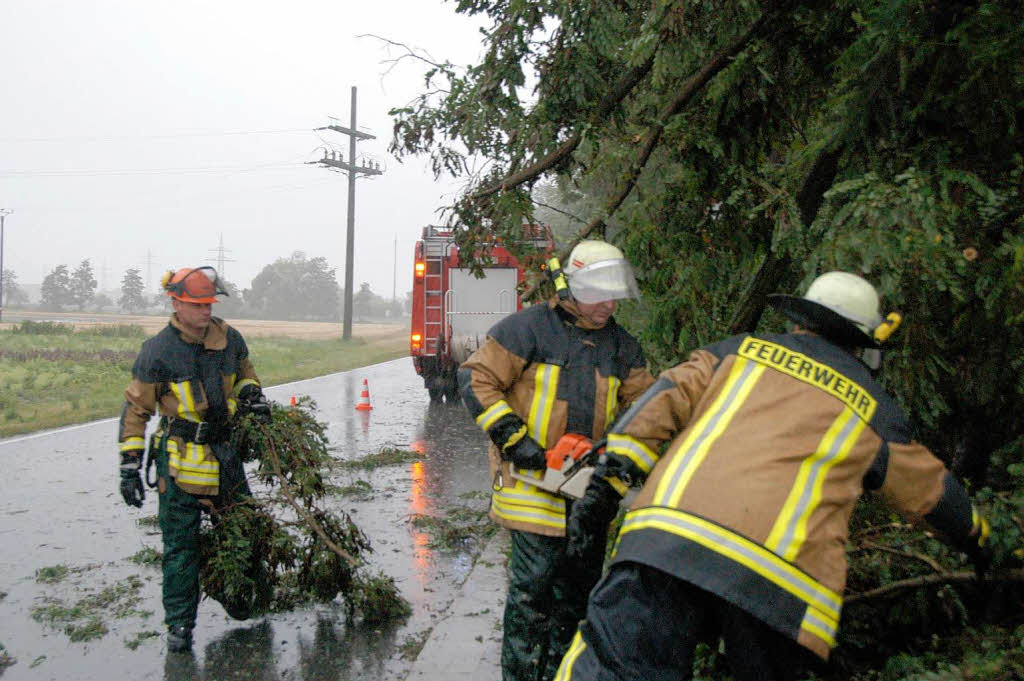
606, 331, 983, 660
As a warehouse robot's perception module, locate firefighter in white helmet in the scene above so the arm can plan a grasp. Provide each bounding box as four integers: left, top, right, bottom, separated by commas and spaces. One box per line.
556, 271, 992, 681
459, 239, 655, 681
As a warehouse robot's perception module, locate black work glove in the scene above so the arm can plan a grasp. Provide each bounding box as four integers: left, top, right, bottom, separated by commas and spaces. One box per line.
566, 476, 621, 560
502, 436, 547, 470
237, 385, 271, 424
119, 451, 145, 508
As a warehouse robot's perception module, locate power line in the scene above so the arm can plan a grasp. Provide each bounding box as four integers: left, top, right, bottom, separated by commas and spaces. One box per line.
0, 128, 313, 143
0, 161, 308, 178
9, 177, 338, 215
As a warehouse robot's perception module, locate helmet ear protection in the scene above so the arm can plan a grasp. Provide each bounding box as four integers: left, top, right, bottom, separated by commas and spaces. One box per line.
546, 257, 572, 301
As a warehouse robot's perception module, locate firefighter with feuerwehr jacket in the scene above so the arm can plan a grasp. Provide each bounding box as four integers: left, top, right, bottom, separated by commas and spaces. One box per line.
459, 240, 655, 681
556, 271, 993, 681
117, 266, 270, 654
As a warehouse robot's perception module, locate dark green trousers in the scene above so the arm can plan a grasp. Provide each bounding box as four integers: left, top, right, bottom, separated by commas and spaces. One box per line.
158, 441, 252, 630
159, 472, 204, 630
502, 529, 604, 681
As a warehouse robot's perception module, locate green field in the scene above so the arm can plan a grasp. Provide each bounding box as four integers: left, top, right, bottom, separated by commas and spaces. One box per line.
0, 321, 407, 438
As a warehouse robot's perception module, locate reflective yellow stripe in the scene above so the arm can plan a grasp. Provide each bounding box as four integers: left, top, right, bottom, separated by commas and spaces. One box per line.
233, 376, 258, 395
801, 607, 837, 647
120, 437, 145, 452
171, 381, 200, 420
477, 400, 513, 431
528, 364, 560, 445
554, 630, 587, 681
491, 492, 566, 529
494, 479, 566, 513
654, 358, 765, 507
973, 509, 990, 545
227, 396, 238, 417
620, 507, 841, 647
605, 476, 629, 497
502, 425, 528, 452
606, 433, 657, 475
605, 375, 621, 430
168, 440, 219, 484
766, 407, 865, 561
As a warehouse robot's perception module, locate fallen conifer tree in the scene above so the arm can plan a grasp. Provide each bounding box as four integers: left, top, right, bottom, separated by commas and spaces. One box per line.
198, 397, 411, 625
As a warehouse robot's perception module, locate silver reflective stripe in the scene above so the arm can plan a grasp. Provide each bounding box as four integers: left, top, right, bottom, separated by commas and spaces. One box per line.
607, 433, 657, 474
494, 486, 565, 512
801, 607, 837, 647
768, 407, 864, 561
654, 358, 764, 506
620, 508, 841, 632
477, 400, 514, 431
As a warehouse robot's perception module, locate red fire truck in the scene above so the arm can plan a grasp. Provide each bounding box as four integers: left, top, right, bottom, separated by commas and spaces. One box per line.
409, 224, 554, 402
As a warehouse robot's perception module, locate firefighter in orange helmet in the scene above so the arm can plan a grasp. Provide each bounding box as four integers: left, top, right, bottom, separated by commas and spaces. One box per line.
117, 266, 269, 653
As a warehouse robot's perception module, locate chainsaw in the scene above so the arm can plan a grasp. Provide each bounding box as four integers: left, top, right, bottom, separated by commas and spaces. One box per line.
508, 433, 605, 499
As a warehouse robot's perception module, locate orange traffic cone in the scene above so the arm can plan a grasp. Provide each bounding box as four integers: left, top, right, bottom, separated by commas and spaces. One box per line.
290, 395, 297, 406
354, 378, 373, 411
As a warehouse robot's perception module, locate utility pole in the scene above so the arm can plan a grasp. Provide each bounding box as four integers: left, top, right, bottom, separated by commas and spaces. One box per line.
310, 86, 383, 340
0, 208, 12, 322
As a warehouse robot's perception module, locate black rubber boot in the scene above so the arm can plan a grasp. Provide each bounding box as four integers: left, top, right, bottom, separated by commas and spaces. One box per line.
167, 625, 193, 653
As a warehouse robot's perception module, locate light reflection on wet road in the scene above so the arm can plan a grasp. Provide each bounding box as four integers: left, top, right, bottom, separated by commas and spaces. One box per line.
0, 358, 493, 681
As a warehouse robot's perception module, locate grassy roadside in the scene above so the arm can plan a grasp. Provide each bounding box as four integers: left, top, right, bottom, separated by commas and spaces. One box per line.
0, 322, 408, 438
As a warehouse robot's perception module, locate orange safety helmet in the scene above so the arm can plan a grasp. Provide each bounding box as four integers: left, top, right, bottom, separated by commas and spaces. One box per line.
161, 266, 227, 304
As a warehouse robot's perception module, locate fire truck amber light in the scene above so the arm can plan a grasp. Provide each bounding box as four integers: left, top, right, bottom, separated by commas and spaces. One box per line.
411, 333, 422, 342
414, 261, 426, 277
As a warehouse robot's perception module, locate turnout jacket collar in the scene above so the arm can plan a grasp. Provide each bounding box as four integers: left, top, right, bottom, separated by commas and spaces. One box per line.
554, 297, 608, 331
169, 313, 229, 350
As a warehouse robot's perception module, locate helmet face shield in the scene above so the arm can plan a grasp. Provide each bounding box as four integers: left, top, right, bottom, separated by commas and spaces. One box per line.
567, 258, 641, 304
166, 266, 226, 304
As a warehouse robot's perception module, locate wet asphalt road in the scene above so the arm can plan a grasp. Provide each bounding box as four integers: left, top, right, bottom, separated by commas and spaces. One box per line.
0, 358, 495, 681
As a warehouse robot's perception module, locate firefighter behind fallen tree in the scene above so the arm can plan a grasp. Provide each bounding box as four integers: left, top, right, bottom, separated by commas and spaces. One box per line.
555, 271, 993, 681
459, 240, 655, 681
116, 266, 270, 654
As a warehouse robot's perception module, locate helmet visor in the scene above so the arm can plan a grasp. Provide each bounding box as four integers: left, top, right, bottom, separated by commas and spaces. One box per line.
567, 259, 640, 304
172, 267, 227, 302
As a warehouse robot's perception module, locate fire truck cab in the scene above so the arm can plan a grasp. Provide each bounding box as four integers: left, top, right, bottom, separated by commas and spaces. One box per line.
409, 224, 553, 402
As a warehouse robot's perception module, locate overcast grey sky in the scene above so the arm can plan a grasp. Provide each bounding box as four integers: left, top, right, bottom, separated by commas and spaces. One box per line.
0, 0, 485, 299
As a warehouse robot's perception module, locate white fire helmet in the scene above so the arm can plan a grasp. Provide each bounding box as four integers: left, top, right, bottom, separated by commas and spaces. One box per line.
767, 271, 897, 369
564, 240, 641, 304
806, 272, 883, 338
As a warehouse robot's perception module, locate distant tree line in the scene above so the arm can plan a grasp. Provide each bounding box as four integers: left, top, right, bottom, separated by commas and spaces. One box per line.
9, 252, 406, 322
